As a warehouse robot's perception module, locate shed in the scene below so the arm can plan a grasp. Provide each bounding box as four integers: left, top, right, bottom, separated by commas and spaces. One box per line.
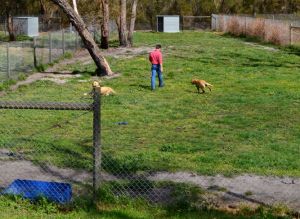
157, 15, 180, 33
13, 17, 39, 37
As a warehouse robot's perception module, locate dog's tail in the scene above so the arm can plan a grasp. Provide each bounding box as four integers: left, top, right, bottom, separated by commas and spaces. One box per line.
111, 89, 116, 94
205, 82, 213, 87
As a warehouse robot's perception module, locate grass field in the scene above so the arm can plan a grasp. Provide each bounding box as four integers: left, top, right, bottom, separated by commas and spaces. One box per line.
1, 31, 300, 177
0, 194, 292, 219
0, 31, 299, 218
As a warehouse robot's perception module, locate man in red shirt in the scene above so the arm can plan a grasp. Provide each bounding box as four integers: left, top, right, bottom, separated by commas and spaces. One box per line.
149, 44, 164, 90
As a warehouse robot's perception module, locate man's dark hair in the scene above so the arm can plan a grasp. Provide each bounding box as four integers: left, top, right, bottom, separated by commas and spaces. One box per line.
156, 44, 162, 49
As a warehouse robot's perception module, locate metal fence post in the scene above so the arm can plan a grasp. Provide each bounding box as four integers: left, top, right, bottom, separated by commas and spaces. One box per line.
6, 43, 10, 79
75, 31, 78, 51
62, 28, 65, 55
33, 37, 37, 68
244, 17, 247, 35
93, 85, 101, 199
290, 23, 293, 45
263, 19, 266, 41
49, 32, 52, 63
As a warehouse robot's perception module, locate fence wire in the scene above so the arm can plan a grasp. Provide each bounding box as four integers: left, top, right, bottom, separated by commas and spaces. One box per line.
0, 28, 83, 83
182, 16, 211, 31
0, 85, 204, 205
211, 14, 300, 46
0, 95, 94, 202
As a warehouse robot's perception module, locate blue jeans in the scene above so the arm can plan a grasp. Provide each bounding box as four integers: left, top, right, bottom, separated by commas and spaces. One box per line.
151, 64, 164, 90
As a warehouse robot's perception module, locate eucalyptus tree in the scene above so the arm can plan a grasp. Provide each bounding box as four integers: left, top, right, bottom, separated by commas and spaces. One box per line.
1, 0, 16, 41
128, 0, 138, 46
50, 0, 114, 76
100, 0, 110, 49
119, 0, 128, 47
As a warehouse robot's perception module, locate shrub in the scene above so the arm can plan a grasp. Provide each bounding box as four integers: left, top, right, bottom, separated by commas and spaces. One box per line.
250, 19, 265, 40
219, 16, 225, 32
228, 17, 242, 36
269, 28, 281, 45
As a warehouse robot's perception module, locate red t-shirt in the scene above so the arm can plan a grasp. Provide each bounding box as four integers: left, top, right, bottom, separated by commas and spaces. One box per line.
149, 49, 163, 65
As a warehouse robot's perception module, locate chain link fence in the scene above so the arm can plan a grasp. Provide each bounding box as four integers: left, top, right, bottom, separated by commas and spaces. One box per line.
211, 14, 300, 46
0, 84, 182, 205
182, 16, 211, 31
0, 28, 82, 82
0, 87, 100, 203
0, 86, 193, 205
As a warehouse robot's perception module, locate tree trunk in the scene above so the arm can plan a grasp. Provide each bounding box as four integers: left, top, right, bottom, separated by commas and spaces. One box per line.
72, 0, 79, 14
116, 16, 122, 44
40, 0, 46, 15
6, 10, 16, 41
50, 0, 114, 76
119, 0, 128, 47
145, 5, 154, 31
101, 0, 109, 49
252, 0, 257, 16
127, 0, 138, 47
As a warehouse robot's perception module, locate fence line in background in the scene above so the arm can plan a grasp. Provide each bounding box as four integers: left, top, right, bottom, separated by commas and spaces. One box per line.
211, 14, 300, 46
0, 28, 83, 82
182, 16, 211, 31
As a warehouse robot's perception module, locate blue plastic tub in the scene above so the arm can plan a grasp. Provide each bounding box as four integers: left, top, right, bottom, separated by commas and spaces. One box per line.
2, 179, 72, 204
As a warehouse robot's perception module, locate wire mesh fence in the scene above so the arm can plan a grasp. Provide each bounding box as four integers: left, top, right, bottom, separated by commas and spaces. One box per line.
182, 16, 211, 31
0, 28, 83, 83
0, 81, 210, 206
0, 88, 96, 202
0, 84, 299, 210
211, 14, 300, 46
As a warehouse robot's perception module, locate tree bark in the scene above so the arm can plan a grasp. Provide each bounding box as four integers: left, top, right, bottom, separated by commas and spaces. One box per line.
39, 0, 46, 15
119, 0, 128, 47
6, 10, 16, 41
50, 0, 114, 76
101, 0, 110, 49
128, 0, 138, 47
145, 5, 154, 31
115, 16, 123, 45
72, 0, 79, 14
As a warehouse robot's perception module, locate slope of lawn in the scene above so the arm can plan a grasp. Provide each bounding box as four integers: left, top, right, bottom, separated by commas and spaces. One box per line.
0, 31, 299, 177
0, 195, 291, 219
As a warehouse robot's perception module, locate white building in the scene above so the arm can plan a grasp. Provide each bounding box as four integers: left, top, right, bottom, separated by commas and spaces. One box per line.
157, 15, 180, 33
13, 17, 39, 37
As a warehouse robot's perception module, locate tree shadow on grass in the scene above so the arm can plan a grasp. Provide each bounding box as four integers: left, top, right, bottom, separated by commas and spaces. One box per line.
1, 137, 93, 193
129, 84, 151, 91
208, 185, 268, 207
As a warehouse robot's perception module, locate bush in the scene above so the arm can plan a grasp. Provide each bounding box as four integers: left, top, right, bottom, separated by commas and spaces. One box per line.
269, 29, 281, 45
251, 19, 266, 40
228, 17, 242, 36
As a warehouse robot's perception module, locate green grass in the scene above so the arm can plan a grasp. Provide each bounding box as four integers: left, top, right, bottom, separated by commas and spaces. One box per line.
0, 31, 299, 218
0, 32, 33, 42
1, 31, 299, 177
0, 193, 292, 219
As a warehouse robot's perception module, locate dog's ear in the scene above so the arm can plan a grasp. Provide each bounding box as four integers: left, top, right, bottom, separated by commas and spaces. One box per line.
92, 81, 100, 87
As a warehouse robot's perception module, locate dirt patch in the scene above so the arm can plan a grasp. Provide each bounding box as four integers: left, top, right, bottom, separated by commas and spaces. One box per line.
1, 148, 299, 212
46, 47, 152, 72
0, 161, 91, 189
244, 42, 279, 52
9, 73, 81, 91
101, 46, 152, 59
149, 172, 300, 212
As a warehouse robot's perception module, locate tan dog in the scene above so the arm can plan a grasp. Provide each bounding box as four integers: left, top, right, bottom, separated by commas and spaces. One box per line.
191, 79, 213, 94
92, 81, 116, 96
